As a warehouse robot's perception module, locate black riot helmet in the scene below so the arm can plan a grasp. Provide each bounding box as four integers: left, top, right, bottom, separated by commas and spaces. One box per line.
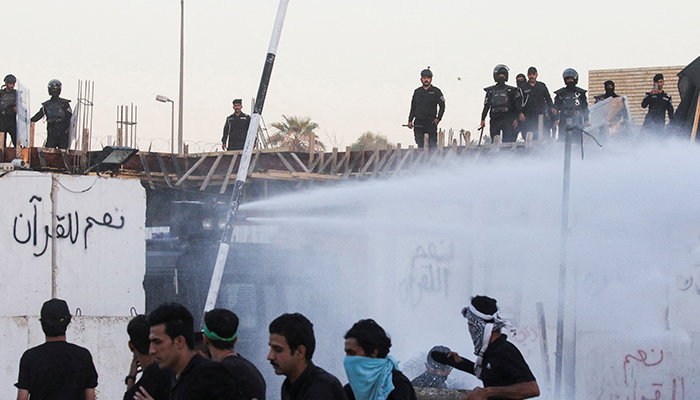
4, 74, 16, 84
493, 64, 509, 82
48, 79, 62, 96
562, 68, 579, 85
421, 67, 433, 78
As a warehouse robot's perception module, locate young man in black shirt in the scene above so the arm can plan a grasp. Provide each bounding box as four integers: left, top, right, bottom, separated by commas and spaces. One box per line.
520, 67, 555, 140
267, 313, 347, 400
204, 308, 267, 400
641, 73, 674, 134
222, 98, 252, 151
432, 296, 539, 400
135, 303, 242, 400
124, 315, 173, 400
407, 67, 445, 148
15, 298, 98, 400
343, 319, 416, 400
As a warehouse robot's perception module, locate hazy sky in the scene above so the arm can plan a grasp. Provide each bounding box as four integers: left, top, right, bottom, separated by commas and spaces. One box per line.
8, 0, 700, 152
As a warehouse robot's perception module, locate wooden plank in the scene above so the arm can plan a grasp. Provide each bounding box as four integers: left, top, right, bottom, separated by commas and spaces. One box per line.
331, 152, 347, 174
308, 151, 323, 173
219, 153, 239, 194
138, 153, 155, 190
691, 97, 700, 142
341, 151, 362, 179
525, 131, 534, 148
60, 150, 72, 172
378, 148, 400, 177
155, 153, 172, 187
200, 153, 223, 191
174, 154, 208, 186
248, 151, 260, 175
37, 148, 47, 168
372, 148, 391, 177
330, 147, 338, 173
490, 135, 501, 153
276, 152, 296, 172
289, 152, 310, 173
358, 153, 377, 178
409, 149, 426, 172
169, 154, 184, 179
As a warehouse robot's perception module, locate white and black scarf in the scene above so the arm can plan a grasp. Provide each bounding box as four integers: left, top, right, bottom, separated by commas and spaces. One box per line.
463, 303, 510, 379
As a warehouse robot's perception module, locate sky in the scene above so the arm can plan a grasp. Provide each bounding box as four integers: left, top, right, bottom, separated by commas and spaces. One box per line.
7, 0, 700, 152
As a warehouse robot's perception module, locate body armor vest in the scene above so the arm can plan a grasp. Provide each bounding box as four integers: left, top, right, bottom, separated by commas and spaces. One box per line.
490, 87, 511, 114
43, 99, 67, 123
559, 90, 582, 117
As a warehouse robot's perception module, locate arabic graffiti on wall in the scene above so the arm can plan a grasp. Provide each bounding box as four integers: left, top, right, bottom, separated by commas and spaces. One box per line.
400, 242, 453, 308
604, 348, 685, 400
12, 195, 125, 257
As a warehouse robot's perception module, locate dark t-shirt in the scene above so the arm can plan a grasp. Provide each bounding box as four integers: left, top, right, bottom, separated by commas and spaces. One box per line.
123, 361, 174, 400
15, 341, 98, 400
171, 353, 244, 400
345, 370, 416, 400
281, 362, 347, 400
221, 353, 267, 400
479, 335, 536, 389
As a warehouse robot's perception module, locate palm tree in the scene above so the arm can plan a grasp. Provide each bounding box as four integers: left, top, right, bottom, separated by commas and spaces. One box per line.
269, 115, 325, 152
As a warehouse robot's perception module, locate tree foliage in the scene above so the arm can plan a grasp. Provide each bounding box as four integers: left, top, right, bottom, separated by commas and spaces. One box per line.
269, 115, 325, 152
350, 131, 393, 151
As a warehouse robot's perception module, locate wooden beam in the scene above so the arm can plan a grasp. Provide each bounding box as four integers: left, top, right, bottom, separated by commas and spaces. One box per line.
219, 153, 239, 194
276, 152, 296, 172
155, 153, 172, 187
200, 153, 223, 191
174, 154, 208, 186
138, 153, 155, 189
691, 96, 700, 142
289, 152, 310, 173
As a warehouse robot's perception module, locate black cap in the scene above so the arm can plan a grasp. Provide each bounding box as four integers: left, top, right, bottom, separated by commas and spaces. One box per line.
421, 67, 433, 78
427, 345, 452, 370
471, 295, 498, 315
653, 74, 664, 82
41, 298, 71, 321
527, 66, 537, 74
232, 99, 242, 105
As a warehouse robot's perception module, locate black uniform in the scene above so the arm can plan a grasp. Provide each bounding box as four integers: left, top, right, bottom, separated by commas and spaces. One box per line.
222, 112, 252, 150
31, 97, 72, 149
221, 353, 267, 400
123, 361, 173, 400
171, 353, 244, 400
641, 91, 673, 133
520, 81, 553, 139
281, 362, 347, 400
554, 85, 589, 139
0, 86, 17, 146
408, 85, 445, 148
16, 341, 98, 399
345, 370, 416, 400
481, 84, 523, 143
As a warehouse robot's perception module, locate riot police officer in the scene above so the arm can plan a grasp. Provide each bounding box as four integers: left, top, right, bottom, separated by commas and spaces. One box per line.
641, 73, 674, 134
221, 98, 252, 151
594, 80, 619, 103
480, 64, 523, 143
31, 79, 73, 149
553, 68, 589, 140
408, 67, 445, 148
0, 74, 17, 146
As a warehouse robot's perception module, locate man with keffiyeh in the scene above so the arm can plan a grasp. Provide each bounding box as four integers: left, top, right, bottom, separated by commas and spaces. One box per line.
343, 319, 416, 400
431, 296, 540, 400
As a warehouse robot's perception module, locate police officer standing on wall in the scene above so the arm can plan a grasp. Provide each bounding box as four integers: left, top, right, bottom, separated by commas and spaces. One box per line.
407, 67, 445, 148
221, 98, 252, 151
0, 74, 18, 147
520, 67, 555, 140
31, 79, 72, 149
553, 68, 589, 140
480, 64, 523, 143
641, 73, 674, 134
594, 80, 620, 103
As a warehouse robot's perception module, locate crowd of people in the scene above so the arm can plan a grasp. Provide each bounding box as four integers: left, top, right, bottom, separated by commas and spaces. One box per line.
407, 65, 676, 148
15, 296, 539, 400
0, 74, 74, 149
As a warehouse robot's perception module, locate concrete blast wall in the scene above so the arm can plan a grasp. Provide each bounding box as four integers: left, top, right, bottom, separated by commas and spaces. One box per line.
0, 171, 145, 399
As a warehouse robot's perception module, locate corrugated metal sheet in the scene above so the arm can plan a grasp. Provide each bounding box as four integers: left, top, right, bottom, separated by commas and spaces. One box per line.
588, 66, 683, 125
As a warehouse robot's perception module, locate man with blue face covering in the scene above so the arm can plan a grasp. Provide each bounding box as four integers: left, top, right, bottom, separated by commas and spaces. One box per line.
343, 319, 416, 400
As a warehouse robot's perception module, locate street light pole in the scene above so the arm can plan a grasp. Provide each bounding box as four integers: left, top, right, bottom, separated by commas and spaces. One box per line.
155, 95, 175, 153
177, 0, 185, 154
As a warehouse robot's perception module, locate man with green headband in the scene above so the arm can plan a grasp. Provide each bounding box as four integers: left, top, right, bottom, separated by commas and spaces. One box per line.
343, 319, 416, 400
204, 308, 266, 400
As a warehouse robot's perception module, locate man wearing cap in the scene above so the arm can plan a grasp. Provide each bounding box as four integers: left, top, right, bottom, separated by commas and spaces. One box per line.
222, 99, 252, 151
432, 296, 539, 400
519, 67, 554, 140
410, 345, 453, 388
407, 67, 445, 148
15, 298, 98, 400
0, 74, 17, 146
641, 74, 674, 134
204, 308, 267, 400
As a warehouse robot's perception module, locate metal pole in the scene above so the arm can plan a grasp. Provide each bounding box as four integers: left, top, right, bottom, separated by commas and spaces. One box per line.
170, 100, 175, 154
204, 0, 290, 313
177, 0, 184, 154
554, 122, 572, 399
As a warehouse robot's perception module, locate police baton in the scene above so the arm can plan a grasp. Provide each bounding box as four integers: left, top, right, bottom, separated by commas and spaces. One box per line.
477, 125, 485, 146
402, 124, 423, 128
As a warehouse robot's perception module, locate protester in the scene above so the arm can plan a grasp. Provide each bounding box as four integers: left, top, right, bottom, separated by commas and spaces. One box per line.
267, 313, 347, 400
480, 64, 523, 143
222, 99, 252, 151
407, 67, 445, 148
136, 302, 243, 400
343, 319, 416, 400
15, 298, 98, 400
410, 345, 453, 389
204, 308, 267, 400
594, 80, 620, 103
124, 314, 173, 400
431, 296, 539, 400
553, 68, 589, 141
30, 79, 73, 149
641, 73, 674, 134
